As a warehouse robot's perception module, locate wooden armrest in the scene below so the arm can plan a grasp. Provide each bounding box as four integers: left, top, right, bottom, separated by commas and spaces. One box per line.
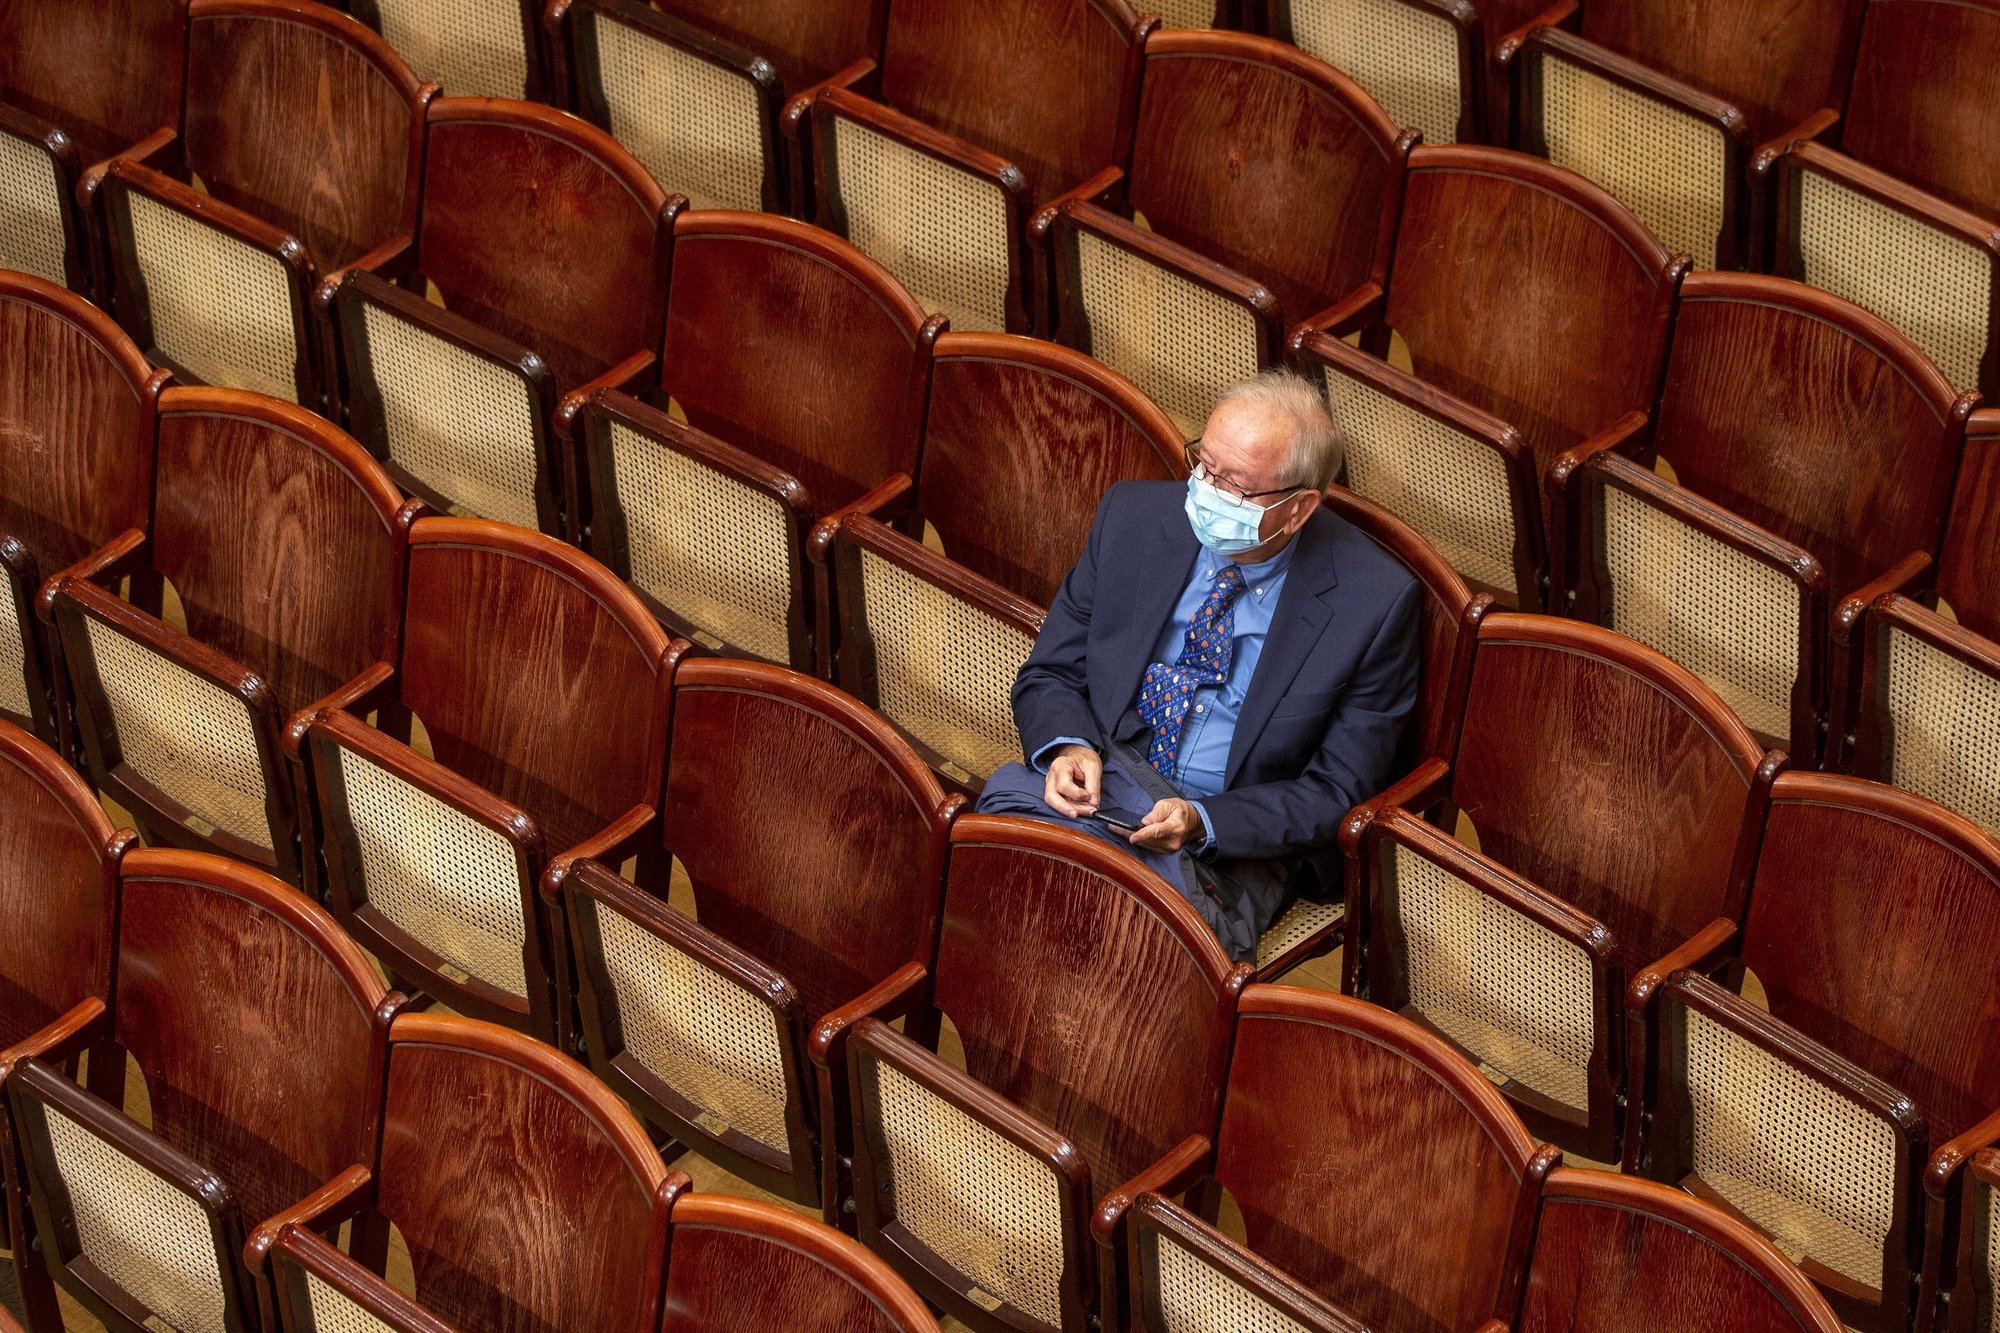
38, 527, 147, 619
554, 348, 657, 440
1092, 1134, 1212, 1246
781, 57, 876, 142
1496, 0, 1578, 65
1339, 756, 1452, 854
309, 708, 542, 859
816, 512, 1046, 638
0, 998, 109, 1078
1058, 200, 1279, 320
806, 474, 916, 564
1289, 282, 1385, 344
816, 86, 1028, 202
243, 1165, 374, 1272
55, 576, 273, 711
1833, 549, 1932, 647
1296, 331, 1530, 464
541, 802, 656, 899
1029, 165, 1125, 246
809, 961, 930, 1068
1626, 917, 1736, 1014
77, 125, 178, 209
1546, 409, 1651, 546
582, 391, 813, 534
1472, 1322, 1508, 1333
1753, 107, 1840, 179
1926, 1106, 2000, 1199
1970, 406, 2000, 439
336, 269, 545, 391
314, 233, 415, 320
284, 661, 397, 761
106, 158, 310, 272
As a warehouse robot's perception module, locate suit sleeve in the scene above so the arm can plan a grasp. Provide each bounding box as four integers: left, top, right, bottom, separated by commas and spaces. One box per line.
1198, 576, 1422, 861
1009, 488, 1117, 761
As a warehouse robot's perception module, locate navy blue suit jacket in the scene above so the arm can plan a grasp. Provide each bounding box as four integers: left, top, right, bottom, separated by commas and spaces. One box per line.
1011, 480, 1422, 894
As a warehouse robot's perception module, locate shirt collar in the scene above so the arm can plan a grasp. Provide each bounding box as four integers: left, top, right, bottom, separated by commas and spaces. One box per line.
1200, 539, 1295, 592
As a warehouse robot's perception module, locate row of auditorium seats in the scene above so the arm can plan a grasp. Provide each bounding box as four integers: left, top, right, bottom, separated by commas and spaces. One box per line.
0, 712, 1917, 1333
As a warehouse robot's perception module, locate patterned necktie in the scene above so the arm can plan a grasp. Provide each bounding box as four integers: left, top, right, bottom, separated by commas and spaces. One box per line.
1137, 564, 1248, 777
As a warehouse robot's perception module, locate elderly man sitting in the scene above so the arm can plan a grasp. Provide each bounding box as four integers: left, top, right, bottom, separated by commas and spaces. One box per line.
976, 370, 1421, 960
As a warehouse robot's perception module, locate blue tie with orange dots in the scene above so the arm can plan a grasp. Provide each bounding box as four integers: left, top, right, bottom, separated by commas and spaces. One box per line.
1137, 564, 1248, 778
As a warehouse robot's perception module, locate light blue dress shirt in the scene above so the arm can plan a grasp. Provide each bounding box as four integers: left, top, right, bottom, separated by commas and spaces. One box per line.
1035, 541, 1295, 851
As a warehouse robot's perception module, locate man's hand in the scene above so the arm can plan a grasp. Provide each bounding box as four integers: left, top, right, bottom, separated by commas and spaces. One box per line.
1044, 744, 1102, 818
1129, 798, 1204, 853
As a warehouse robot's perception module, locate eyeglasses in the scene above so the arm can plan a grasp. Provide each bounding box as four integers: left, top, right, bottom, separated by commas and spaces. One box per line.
1184, 438, 1304, 503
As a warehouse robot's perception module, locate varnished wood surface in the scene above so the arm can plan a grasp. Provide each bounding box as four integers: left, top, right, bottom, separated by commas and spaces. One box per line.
1938, 421, 2000, 640
652, 0, 885, 91
1835, 0, 2000, 221
182, 1, 421, 270
0, 0, 184, 163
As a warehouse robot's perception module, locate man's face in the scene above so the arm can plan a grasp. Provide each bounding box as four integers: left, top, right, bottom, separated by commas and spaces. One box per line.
1196, 399, 1319, 546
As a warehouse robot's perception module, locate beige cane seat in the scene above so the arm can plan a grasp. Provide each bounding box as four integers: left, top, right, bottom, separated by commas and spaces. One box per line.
0, 127, 69, 286
370, 0, 530, 97
302, 1271, 403, 1333
1148, 0, 1218, 26
125, 192, 300, 403
1285, 0, 1463, 146
0, 575, 34, 722
1254, 899, 1343, 972
1878, 626, 2000, 839
587, 9, 767, 213
1154, 1229, 1317, 1333
823, 112, 1012, 333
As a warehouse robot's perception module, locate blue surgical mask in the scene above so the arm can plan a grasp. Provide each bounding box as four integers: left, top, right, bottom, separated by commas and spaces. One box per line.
1184, 473, 1269, 555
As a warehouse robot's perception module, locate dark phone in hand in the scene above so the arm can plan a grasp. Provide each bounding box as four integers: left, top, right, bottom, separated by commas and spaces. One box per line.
1090, 806, 1149, 833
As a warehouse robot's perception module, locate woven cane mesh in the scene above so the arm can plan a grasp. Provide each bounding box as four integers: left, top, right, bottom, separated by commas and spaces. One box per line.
372, 0, 528, 98
1797, 169, 1991, 394
1289, 0, 1461, 146
1601, 486, 1796, 740
607, 420, 792, 662
594, 903, 792, 1152
83, 616, 272, 850
0, 575, 33, 719
358, 299, 540, 530
1075, 229, 1258, 440
1684, 1007, 1895, 1291
829, 114, 1010, 333
593, 14, 764, 213
1394, 844, 1592, 1112
1537, 54, 1728, 268
856, 546, 1031, 782
1985, 1179, 1998, 1333
1883, 627, 2000, 838
335, 743, 529, 998
873, 1059, 1066, 1327
1157, 1232, 1312, 1333
1256, 898, 1341, 970
1325, 363, 1520, 598
44, 1104, 229, 1333
127, 191, 299, 404
1148, 0, 1217, 27
303, 1270, 399, 1333
0, 128, 69, 285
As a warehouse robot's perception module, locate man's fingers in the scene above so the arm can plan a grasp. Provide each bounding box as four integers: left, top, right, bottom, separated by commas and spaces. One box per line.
1136, 799, 1175, 827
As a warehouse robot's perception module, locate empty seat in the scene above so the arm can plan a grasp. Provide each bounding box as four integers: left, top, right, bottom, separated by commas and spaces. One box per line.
795, 0, 1152, 332
1842, 0, 2000, 222
1923, 1115, 2000, 1333
1041, 30, 1406, 436
1496, 1169, 1845, 1332
844, 814, 1251, 1333
1510, 0, 1864, 269
99, 0, 428, 408
328, 97, 678, 535
49, 387, 412, 884
1126, 986, 1555, 1333
307, 518, 682, 1040
1293, 145, 1684, 608
0, 0, 185, 294
570, 210, 935, 666
355, 0, 545, 99
254, 1012, 674, 1332
0, 271, 166, 746
553, 658, 958, 1211
1345, 612, 1777, 1163
1633, 772, 2000, 1332
6, 847, 399, 1333
1552, 272, 1973, 760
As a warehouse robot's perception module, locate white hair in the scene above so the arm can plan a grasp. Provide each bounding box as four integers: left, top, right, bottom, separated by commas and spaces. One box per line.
1216, 369, 1344, 491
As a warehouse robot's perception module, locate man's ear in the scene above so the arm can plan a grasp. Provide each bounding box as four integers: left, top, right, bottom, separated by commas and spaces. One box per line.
1286, 488, 1323, 534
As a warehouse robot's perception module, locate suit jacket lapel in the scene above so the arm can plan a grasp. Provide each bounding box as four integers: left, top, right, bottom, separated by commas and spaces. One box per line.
1226, 516, 1341, 786
1102, 511, 1200, 737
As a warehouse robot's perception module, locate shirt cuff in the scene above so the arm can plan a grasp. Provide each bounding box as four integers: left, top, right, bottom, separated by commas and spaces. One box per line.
1031, 737, 1096, 774
1188, 800, 1216, 857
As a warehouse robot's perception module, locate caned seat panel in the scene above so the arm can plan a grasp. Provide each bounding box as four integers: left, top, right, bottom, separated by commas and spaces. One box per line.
1796, 168, 1991, 395
608, 420, 791, 662
873, 1059, 1066, 1328
1882, 627, 2000, 838
371, 0, 528, 98
1601, 487, 1797, 740
127, 193, 299, 403
591, 11, 766, 213
594, 903, 792, 1152
356, 299, 540, 530
1986, 1175, 1999, 1333
1395, 844, 1593, 1113
1320, 362, 1520, 598
857, 547, 1033, 783
1157, 1233, 1313, 1333
304, 1271, 401, 1333
0, 575, 33, 719
827, 114, 1010, 333
1255, 899, 1341, 970
84, 616, 271, 849
1288, 0, 1461, 146
0, 129, 68, 286
1074, 230, 1258, 441
335, 744, 529, 998
43, 1105, 230, 1333
1684, 1008, 1896, 1291
1148, 0, 1217, 28
1537, 54, 1729, 269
